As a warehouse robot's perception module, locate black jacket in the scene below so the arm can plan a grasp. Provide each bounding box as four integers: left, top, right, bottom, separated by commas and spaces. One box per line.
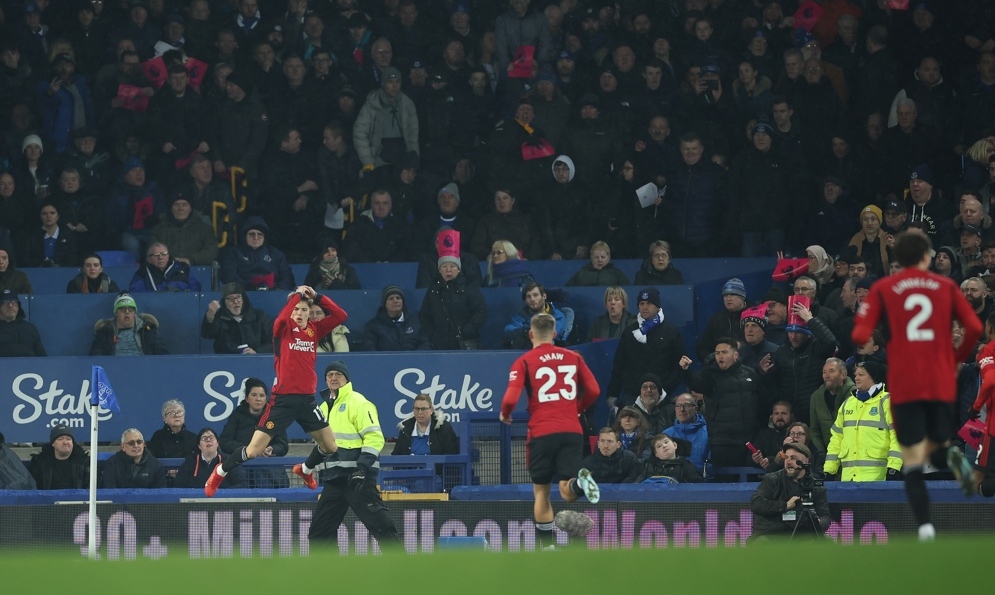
633, 260, 684, 285
419, 273, 487, 350
749, 469, 829, 540
101, 450, 167, 488
174, 452, 247, 488
582, 448, 641, 484
147, 424, 199, 459
200, 292, 273, 354
219, 400, 289, 457
392, 412, 460, 455
30, 443, 89, 489
762, 316, 838, 425
696, 307, 746, 361
684, 360, 761, 450
606, 317, 685, 407
636, 455, 703, 483
0, 301, 46, 357
362, 306, 430, 352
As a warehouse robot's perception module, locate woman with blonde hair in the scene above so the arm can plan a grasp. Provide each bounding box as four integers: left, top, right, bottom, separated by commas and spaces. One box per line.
565, 240, 631, 286
588, 286, 636, 341
963, 137, 995, 191
484, 239, 535, 288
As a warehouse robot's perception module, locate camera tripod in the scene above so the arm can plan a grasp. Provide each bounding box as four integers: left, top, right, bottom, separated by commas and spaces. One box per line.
790, 497, 825, 540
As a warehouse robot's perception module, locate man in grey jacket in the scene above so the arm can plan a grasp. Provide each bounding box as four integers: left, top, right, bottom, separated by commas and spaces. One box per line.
353, 67, 419, 170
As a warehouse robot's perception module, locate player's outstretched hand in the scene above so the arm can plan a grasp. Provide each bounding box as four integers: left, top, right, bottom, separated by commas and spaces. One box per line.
499, 413, 511, 425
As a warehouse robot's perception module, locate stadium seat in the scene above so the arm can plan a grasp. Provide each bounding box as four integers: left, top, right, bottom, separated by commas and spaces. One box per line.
96, 251, 137, 269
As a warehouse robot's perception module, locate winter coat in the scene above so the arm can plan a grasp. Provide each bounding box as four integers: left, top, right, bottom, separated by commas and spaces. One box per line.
587, 310, 637, 342
0, 267, 33, 294
471, 209, 545, 261
0, 299, 46, 356
393, 412, 460, 455
21, 224, 79, 268
565, 262, 631, 287
149, 214, 219, 265
106, 178, 164, 236
762, 316, 838, 425
34, 75, 96, 153
352, 88, 419, 167
664, 413, 712, 472
683, 360, 761, 451
419, 273, 487, 350
696, 307, 746, 361
218, 218, 295, 290
30, 443, 89, 489
606, 317, 685, 407
362, 306, 430, 352
637, 455, 703, 483
219, 400, 289, 457
90, 313, 169, 355
504, 302, 569, 347
664, 159, 728, 250
344, 211, 414, 263
147, 424, 199, 459
749, 469, 829, 539
634, 260, 685, 285
210, 91, 269, 173
101, 450, 167, 488
581, 448, 641, 484
128, 260, 201, 292
727, 145, 797, 234
174, 452, 247, 488
66, 272, 120, 294
200, 292, 273, 354
809, 377, 855, 452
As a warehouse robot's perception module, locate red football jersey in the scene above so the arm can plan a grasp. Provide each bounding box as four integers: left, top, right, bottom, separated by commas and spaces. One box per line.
975, 341, 995, 437
272, 294, 347, 396
500, 343, 600, 438
852, 267, 981, 405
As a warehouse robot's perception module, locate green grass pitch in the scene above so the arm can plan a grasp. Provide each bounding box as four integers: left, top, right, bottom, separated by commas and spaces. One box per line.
1, 538, 988, 594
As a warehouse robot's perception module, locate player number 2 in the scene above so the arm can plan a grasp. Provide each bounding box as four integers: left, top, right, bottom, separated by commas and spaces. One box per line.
903, 294, 934, 341
536, 365, 578, 402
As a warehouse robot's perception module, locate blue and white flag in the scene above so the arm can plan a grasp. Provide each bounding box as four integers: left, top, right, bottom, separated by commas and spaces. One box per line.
90, 365, 121, 413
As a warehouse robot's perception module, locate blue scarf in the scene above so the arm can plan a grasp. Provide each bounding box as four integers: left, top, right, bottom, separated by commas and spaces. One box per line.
492, 259, 533, 287
619, 430, 636, 450
855, 384, 883, 402
632, 310, 664, 343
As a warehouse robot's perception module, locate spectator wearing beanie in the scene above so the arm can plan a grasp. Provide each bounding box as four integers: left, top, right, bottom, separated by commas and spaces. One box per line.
148, 191, 219, 265
762, 285, 790, 347
420, 249, 487, 350
29, 425, 89, 490
848, 204, 890, 278
697, 278, 748, 360
362, 284, 429, 351
738, 303, 778, 371
200, 281, 273, 354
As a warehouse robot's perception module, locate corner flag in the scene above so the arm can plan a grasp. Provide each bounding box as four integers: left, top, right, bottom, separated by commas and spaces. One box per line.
90, 365, 121, 413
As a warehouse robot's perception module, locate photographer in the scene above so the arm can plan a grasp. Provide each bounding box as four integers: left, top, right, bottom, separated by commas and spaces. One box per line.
749, 443, 830, 541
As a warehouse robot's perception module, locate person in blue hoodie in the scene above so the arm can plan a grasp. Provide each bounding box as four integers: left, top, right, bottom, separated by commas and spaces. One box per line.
663, 392, 711, 476
218, 217, 295, 291
106, 156, 163, 261
128, 241, 202, 292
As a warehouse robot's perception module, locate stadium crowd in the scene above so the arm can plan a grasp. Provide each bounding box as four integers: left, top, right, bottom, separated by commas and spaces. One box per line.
1, 0, 995, 490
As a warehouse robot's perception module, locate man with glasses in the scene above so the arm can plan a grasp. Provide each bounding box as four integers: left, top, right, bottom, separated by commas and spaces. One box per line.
102, 428, 167, 488
90, 293, 168, 355
201, 282, 273, 354
147, 399, 199, 460
128, 241, 202, 292
793, 275, 839, 332
664, 392, 711, 475
175, 428, 247, 489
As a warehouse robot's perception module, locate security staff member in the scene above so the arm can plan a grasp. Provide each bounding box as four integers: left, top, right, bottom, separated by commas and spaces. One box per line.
304, 361, 401, 548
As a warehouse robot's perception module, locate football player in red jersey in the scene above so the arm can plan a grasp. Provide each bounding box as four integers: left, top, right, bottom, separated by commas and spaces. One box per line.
500, 313, 601, 549
205, 285, 346, 497
852, 232, 982, 540
971, 311, 995, 497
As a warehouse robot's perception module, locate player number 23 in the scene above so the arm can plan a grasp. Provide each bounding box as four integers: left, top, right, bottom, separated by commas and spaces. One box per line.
903, 293, 934, 341
536, 365, 578, 402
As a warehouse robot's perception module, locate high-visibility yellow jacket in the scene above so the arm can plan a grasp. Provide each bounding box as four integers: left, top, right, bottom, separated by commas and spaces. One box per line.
316, 382, 385, 480
823, 385, 902, 481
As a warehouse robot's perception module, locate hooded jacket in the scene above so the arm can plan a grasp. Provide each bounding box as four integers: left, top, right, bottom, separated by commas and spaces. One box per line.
128, 258, 202, 292
420, 272, 487, 350
0, 297, 46, 356
200, 288, 273, 354
664, 413, 712, 472
101, 449, 167, 488
219, 400, 289, 457
148, 210, 219, 265
352, 87, 419, 167
392, 411, 460, 455
362, 304, 430, 352
218, 217, 295, 290
90, 313, 169, 355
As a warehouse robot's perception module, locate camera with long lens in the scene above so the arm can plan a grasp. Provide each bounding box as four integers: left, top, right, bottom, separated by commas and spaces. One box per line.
796, 462, 825, 503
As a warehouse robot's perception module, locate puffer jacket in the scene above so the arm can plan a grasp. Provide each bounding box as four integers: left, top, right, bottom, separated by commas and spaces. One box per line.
636, 455, 703, 483
352, 87, 419, 167
200, 290, 273, 354
392, 411, 460, 455
581, 447, 641, 484
565, 262, 630, 287
89, 313, 169, 355
665, 158, 727, 248
683, 360, 761, 450
362, 306, 430, 352
419, 272, 487, 350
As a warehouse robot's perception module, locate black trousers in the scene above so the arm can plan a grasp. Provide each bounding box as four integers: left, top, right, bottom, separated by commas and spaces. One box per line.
308, 477, 401, 548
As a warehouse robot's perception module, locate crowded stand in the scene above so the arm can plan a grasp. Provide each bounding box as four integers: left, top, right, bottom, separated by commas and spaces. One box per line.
2, 0, 995, 505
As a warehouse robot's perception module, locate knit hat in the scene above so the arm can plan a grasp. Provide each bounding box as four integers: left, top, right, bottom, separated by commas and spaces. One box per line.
72, 126, 98, 140
556, 49, 576, 63
752, 121, 774, 136
722, 277, 747, 299
21, 134, 43, 153
0, 289, 17, 303
438, 182, 460, 203
910, 163, 934, 186
740, 304, 768, 329
224, 71, 252, 93
221, 282, 243, 300
855, 276, 876, 292
638, 373, 662, 392
437, 228, 461, 270
536, 65, 556, 84
578, 93, 601, 110
122, 155, 145, 174
636, 287, 661, 307
50, 425, 73, 444
857, 360, 887, 384
785, 322, 812, 336
762, 286, 788, 306
452, 0, 470, 14
860, 204, 882, 224
325, 360, 350, 381
381, 284, 404, 306
114, 294, 137, 313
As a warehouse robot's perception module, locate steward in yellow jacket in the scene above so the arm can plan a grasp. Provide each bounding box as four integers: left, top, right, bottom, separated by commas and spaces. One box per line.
823, 361, 902, 481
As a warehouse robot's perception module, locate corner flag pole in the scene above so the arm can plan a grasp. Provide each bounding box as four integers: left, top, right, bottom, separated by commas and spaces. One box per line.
88, 365, 121, 561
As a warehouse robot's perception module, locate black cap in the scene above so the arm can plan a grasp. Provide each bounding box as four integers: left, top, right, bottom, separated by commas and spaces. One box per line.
857, 360, 887, 384
325, 360, 350, 381
883, 201, 905, 214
